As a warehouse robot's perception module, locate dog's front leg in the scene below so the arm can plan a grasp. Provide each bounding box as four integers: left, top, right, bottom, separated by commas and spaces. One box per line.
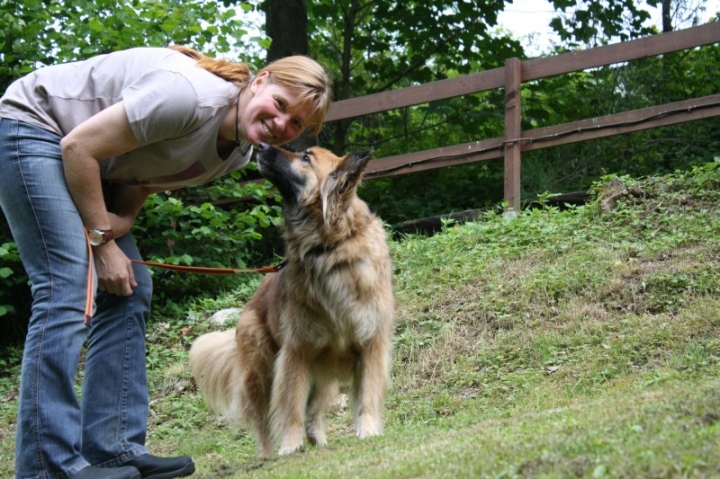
305, 380, 340, 447
271, 345, 311, 455
353, 334, 391, 438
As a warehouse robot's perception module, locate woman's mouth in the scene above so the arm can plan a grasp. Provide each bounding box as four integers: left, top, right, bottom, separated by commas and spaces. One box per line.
262, 121, 275, 139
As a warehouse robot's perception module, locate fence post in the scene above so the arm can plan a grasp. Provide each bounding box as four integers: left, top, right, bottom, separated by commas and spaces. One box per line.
504, 57, 522, 213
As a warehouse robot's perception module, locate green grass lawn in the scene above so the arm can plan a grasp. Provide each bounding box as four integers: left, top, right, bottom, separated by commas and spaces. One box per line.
2, 161, 719, 478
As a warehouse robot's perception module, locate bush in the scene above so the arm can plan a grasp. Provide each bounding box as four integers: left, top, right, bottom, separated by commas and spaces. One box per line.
0, 167, 284, 345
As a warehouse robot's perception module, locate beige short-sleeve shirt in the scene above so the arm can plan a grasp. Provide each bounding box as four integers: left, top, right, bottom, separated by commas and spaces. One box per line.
0, 47, 251, 188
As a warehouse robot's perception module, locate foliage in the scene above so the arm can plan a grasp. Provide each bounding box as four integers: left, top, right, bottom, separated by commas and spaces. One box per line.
359, 161, 505, 227
4, 158, 720, 477
133, 168, 286, 304
517, 43, 720, 199
0, 237, 31, 348
549, 0, 654, 46
307, 0, 524, 153
310, 0, 518, 88
0, 240, 19, 317
0, 0, 262, 94
354, 87, 507, 225
0, 221, 27, 346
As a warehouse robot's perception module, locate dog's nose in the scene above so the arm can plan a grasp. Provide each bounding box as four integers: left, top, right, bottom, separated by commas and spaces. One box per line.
257, 142, 270, 151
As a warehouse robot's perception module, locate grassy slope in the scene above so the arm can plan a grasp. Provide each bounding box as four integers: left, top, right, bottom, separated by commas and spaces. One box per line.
1, 161, 719, 478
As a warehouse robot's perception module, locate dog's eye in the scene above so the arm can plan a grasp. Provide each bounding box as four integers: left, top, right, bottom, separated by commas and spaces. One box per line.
300, 153, 312, 163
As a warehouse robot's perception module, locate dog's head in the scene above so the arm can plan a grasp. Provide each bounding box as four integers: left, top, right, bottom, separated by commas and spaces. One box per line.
256, 143, 373, 224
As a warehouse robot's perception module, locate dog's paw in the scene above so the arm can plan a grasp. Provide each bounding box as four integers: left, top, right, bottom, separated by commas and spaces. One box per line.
356, 414, 383, 438
306, 429, 328, 447
306, 417, 328, 447
257, 440, 274, 459
278, 442, 304, 456
357, 428, 382, 439
278, 429, 305, 455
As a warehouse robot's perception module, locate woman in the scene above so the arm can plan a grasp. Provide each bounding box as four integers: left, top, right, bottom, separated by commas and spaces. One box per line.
0, 45, 331, 479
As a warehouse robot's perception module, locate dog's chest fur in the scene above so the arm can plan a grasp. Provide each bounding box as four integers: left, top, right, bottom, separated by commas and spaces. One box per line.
271, 213, 392, 352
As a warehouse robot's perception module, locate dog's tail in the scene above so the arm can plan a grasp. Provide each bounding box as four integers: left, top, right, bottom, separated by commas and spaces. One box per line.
189, 329, 244, 425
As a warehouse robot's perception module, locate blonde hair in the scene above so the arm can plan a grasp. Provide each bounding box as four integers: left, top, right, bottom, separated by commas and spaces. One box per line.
169, 45, 332, 136
258, 56, 332, 136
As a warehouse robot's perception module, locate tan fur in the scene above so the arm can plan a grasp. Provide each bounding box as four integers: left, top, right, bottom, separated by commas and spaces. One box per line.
189, 144, 395, 457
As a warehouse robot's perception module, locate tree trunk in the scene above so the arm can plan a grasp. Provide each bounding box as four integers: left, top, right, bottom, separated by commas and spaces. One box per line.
662, 0, 673, 32
265, 0, 308, 60
330, 0, 360, 155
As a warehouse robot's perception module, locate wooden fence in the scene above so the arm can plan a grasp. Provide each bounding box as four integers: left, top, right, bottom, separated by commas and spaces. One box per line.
324, 22, 720, 212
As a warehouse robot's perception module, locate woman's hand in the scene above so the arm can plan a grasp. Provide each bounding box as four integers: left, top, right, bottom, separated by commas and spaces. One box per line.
92, 241, 137, 296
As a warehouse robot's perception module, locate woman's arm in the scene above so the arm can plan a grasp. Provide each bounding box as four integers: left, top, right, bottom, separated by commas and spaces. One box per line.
61, 102, 142, 296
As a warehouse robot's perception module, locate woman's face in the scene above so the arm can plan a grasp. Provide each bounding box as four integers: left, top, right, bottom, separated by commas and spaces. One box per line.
241, 72, 311, 146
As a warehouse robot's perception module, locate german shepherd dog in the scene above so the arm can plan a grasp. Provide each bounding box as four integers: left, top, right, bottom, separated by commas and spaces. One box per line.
189, 143, 395, 457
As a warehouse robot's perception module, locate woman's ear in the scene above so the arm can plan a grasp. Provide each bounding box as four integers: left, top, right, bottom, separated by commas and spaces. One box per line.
250, 71, 271, 93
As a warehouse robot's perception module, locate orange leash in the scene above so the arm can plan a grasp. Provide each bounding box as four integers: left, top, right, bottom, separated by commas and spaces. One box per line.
130, 259, 285, 275
84, 232, 283, 324
84, 230, 95, 325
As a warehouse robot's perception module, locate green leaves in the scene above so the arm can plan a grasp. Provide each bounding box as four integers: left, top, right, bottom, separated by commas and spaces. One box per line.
549, 0, 653, 44
0, 241, 24, 332
309, 0, 522, 98
0, 0, 261, 94
127, 175, 284, 305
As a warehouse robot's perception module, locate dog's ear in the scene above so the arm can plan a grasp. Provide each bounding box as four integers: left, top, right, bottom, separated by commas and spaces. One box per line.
335, 150, 374, 195
321, 150, 374, 224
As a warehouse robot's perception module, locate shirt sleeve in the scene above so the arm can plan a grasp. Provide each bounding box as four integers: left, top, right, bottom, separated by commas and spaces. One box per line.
122, 69, 201, 146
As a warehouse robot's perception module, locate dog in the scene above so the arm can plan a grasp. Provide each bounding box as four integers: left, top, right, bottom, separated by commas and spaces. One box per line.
189, 143, 395, 457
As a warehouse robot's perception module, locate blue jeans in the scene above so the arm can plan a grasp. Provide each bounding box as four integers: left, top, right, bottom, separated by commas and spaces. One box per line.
0, 118, 153, 478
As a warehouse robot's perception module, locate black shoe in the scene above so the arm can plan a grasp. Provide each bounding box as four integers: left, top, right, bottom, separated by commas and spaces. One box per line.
72, 465, 141, 479
124, 454, 195, 479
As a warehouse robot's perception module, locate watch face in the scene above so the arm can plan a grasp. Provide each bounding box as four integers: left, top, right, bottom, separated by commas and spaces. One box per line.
88, 230, 104, 246
88, 228, 114, 246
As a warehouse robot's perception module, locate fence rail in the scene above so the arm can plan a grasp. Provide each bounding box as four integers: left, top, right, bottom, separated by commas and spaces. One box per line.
324, 22, 720, 211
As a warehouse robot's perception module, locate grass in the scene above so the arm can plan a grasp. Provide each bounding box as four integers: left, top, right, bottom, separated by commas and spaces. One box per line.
2, 160, 720, 477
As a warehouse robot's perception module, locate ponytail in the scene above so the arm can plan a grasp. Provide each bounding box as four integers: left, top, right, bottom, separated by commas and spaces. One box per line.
168, 45, 251, 89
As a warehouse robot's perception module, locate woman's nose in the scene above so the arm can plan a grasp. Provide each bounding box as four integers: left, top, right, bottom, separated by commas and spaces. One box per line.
274, 113, 289, 130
